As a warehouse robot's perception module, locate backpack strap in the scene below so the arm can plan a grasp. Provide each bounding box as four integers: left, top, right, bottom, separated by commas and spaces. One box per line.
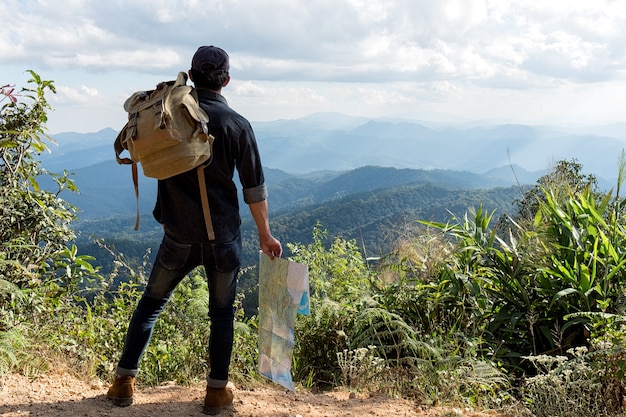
196, 165, 215, 240
132, 162, 140, 230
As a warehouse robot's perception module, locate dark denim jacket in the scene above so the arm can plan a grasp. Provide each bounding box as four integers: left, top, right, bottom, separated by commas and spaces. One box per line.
153, 90, 267, 243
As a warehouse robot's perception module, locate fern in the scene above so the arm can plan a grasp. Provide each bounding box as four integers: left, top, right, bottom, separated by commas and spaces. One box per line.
351, 307, 439, 367
0, 328, 26, 375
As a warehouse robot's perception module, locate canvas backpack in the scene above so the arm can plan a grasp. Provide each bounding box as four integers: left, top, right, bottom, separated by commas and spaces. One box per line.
114, 72, 215, 235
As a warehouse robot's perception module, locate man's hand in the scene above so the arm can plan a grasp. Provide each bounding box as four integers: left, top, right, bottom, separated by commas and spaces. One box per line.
260, 234, 282, 259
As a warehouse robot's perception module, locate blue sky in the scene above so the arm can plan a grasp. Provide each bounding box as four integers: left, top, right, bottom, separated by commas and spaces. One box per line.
3, 0, 626, 134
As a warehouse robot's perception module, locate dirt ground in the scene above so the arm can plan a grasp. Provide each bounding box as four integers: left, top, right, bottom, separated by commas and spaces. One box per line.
0, 372, 512, 417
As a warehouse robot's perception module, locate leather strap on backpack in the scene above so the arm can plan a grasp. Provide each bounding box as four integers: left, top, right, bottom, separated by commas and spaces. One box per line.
196, 165, 215, 240
132, 162, 140, 230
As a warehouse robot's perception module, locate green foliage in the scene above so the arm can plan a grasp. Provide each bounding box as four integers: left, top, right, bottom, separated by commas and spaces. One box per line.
31, 250, 144, 378
401, 158, 626, 378
289, 224, 372, 386
0, 327, 26, 376
293, 298, 349, 386
373, 220, 514, 406
513, 159, 599, 224
0, 72, 89, 377
0, 72, 78, 292
288, 223, 510, 408
351, 306, 438, 366
414, 205, 499, 335
289, 223, 371, 301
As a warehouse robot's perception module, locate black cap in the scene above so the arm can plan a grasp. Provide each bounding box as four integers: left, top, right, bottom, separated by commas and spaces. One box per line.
191, 46, 229, 72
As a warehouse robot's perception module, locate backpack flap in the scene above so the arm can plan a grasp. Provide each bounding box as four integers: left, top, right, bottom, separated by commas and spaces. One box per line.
173, 71, 189, 88
187, 88, 210, 136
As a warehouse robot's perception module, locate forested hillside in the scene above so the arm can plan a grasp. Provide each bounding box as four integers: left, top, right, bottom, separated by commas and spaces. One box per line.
73, 169, 523, 265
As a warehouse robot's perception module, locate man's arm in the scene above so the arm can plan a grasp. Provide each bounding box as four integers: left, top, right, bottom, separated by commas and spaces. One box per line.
248, 200, 282, 259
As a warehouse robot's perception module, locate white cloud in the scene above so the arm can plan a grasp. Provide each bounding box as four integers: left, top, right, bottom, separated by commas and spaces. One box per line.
4, 0, 626, 84
3, 0, 626, 132
45, 49, 183, 71
52, 84, 100, 105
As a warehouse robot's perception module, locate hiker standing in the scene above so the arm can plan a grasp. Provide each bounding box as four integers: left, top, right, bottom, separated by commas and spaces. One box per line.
107, 45, 282, 414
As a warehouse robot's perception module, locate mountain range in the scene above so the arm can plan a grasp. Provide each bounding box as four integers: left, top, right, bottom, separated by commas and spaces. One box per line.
43, 112, 624, 180
39, 112, 626, 285
39, 112, 625, 226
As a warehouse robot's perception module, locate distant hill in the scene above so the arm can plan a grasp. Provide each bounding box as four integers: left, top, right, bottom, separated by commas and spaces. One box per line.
44, 114, 624, 186
51, 161, 536, 224
264, 182, 523, 258
41, 128, 117, 172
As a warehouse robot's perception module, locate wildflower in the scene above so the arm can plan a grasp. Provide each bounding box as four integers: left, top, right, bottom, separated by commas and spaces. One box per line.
1, 84, 19, 103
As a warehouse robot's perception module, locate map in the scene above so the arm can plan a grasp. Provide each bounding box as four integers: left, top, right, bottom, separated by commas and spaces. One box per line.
258, 252, 310, 391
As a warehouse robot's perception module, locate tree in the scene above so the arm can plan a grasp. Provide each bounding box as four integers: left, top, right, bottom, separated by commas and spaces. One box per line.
513, 159, 598, 223
0, 72, 79, 304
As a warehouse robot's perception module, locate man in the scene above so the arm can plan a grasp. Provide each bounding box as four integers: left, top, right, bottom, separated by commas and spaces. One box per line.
107, 45, 282, 415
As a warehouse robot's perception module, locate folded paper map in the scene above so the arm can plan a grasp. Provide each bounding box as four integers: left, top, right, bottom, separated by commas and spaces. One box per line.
258, 252, 310, 391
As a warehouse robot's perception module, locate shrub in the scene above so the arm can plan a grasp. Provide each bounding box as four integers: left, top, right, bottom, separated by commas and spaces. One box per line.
521, 348, 619, 417
0, 72, 78, 292
288, 224, 371, 387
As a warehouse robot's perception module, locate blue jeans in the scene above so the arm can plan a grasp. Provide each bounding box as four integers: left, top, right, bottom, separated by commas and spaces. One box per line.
115, 233, 241, 389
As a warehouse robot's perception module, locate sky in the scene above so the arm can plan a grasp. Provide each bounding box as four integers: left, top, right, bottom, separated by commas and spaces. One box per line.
2, 0, 626, 134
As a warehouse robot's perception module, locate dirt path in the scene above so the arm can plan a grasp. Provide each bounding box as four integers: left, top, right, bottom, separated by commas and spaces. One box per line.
0, 372, 508, 416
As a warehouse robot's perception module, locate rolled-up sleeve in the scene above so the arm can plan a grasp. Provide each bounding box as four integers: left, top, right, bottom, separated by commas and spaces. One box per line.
243, 184, 268, 204
236, 119, 267, 204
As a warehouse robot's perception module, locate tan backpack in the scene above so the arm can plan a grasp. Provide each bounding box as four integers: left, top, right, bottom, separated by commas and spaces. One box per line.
114, 71, 214, 178
114, 72, 215, 235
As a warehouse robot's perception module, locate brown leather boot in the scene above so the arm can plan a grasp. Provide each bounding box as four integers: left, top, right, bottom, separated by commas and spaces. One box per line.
203, 384, 234, 415
106, 375, 135, 406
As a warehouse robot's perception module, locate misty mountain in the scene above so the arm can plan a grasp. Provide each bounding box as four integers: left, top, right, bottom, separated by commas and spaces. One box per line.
37, 112, 626, 225
253, 114, 625, 183
44, 113, 624, 187
41, 128, 117, 172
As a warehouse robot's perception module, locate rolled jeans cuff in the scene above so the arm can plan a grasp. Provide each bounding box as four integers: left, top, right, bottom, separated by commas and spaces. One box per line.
206, 376, 228, 389
116, 366, 139, 378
